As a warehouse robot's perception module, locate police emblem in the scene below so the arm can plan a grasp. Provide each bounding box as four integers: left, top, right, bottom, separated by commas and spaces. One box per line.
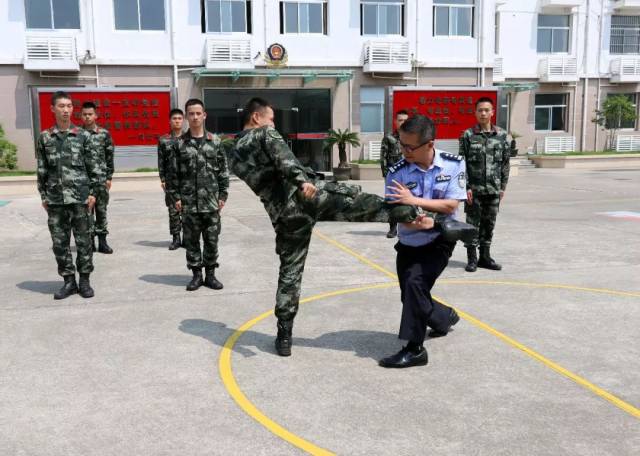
406, 182, 417, 190
435, 174, 451, 183
457, 172, 466, 189
265, 43, 288, 67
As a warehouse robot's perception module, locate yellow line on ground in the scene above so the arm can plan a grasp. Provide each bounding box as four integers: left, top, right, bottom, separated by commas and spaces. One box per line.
218, 282, 397, 456
313, 230, 640, 420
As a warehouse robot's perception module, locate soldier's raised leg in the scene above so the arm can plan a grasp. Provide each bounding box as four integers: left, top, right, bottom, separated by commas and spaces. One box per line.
477, 195, 502, 270
71, 204, 95, 298
183, 213, 204, 291
202, 213, 223, 290
47, 205, 78, 299
93, 186, 113, 254
464, 197, 482, 272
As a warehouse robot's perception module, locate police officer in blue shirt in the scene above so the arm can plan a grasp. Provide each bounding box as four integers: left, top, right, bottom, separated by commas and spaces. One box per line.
380, 115, 467, 368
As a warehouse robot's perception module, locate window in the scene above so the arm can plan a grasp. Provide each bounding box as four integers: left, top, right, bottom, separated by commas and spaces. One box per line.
360, 0, 404, 36
497, 91, 509, 131
433, 0, 474, 37
204, 0, 251, 33
537, 15, 570, 53
25, 0, 80, 29
280, 1, 327, 34
610, 16, 640, 54
534, 94, 567, 131
114, 0, 165, 31
360, 87, 385, 133
605, 93, 637, 129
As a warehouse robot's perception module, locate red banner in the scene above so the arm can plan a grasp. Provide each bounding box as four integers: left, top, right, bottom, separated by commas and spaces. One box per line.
38, 90, 171, 146
391, 89, 498, 140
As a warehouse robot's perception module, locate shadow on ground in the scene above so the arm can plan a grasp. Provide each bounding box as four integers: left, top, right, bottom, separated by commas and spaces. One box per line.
17, 280, 60, 294
345, 230, 390, 237
135, 240, 171, 248
140, 274, 191, 287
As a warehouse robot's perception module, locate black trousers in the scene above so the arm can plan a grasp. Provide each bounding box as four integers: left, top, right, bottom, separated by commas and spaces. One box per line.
395, 238, 455, 344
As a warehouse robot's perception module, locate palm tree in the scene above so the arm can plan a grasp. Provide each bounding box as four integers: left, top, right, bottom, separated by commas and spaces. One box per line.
324, 128, 361, 168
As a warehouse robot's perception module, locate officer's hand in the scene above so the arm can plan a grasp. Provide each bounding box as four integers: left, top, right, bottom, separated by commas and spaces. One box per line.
385, 179, 416, 205
218, 200, 225, 211
499, 190, 505, 201
41, 201, 48, 211
106, 180, 112, 191
87, 196, 96, 210
403, 214, 435, 231
161, 181, 166, 190
300, 182, 317, 199
175, 200, 182, 212
466, 190, 473, 204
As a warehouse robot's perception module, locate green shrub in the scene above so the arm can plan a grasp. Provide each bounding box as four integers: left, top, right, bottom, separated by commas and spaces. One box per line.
0, 124, 18, 170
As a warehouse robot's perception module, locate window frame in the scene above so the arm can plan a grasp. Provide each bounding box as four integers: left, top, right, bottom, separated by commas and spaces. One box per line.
610, 15, 640, 55
24, 0, 81, 31
204, 0, 251, 34
433, 1, 475, 38
360, 0, 405, 37
280, 1, 327, 35
113, 0, 167, 32
534, 93, 568, 132
536, 14, 571, 54
359, 86, 386, 133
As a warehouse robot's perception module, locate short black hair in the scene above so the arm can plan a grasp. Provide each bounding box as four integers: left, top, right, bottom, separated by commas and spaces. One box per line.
51, 91, 72, 106
185, 98, 205, 112
399, 115, 436, 143
475, 97, 494, 108
241, 97, 272, 126
169, 108, 184, 118
81, 101, 97, 111
396, 109, 409, 117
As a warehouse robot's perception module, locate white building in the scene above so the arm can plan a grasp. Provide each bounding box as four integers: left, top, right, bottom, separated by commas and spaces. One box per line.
1, 0, 640, 169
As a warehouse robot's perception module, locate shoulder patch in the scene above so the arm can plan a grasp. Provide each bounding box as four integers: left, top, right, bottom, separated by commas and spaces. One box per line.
160, 134, 171, 140
440, 152, 463, 162
387, 158, 408, 174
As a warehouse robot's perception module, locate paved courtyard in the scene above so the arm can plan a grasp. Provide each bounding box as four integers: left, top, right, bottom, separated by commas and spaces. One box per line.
1, 167, 639, 455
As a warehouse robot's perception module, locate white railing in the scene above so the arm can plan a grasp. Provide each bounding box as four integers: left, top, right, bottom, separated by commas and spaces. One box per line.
206, 38, 253, 69
24, 34, 78, 71
538, 57, 578, 81
543, 136, 575, 154
614, 1, 640, 10
610, 58, 640, 82
493, 57, 504, 82
363, 41, 411, 73
541, 0, 583, 7
367, 140, 382, 160
615, 135, 640, 152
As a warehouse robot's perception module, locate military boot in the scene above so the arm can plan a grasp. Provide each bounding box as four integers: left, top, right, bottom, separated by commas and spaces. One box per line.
204, 268, 223, 290
54, 275, 78, 300
97, 234, 113, 254
186, 268, 203, 291
386, 222, 397, 239
465, 246, 478, 272
478, 246, 502, 270
169, 234, 181, 251
275, 319, 293, 357
78, 273, 95, 298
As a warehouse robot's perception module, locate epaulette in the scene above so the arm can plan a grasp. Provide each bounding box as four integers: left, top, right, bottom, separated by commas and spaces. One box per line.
159, 133, 171, 140
69, 127, 80, 135
387, 158, 408, 174
439, 152, 463, 162
206, 132, 215, 141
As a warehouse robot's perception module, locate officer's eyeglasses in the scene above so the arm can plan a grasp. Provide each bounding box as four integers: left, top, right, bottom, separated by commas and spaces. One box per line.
399, 140, 432, 152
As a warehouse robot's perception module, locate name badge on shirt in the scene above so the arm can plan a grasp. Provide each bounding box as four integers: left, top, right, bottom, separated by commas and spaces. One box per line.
435, 174, 451, 183
405, 181, 418, 190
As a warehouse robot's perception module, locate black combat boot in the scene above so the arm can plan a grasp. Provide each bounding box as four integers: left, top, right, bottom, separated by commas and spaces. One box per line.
204, 268, 223, 290
465, 246, 478, 272
169, 234, 181, 251
54, 275, 78, 300
275, 319, 293, 357
478, 246, 502, 270
186, 268, 203, 291
386, 222, 397, 239
78, 273, 95, 298
97, 234, 113, 254
91, 236, 97, 252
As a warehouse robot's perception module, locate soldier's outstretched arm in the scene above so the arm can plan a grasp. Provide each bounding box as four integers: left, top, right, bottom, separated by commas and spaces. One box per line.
105, 131, 115, 182
36, 135, 48, 206
264, 127, 309, 189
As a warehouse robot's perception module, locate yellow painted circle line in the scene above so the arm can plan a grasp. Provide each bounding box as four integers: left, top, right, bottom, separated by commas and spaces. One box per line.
218, 282, 397, 456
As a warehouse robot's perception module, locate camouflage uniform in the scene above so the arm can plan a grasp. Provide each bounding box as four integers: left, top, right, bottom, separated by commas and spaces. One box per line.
380, 132, 403, 177
167, 131, 229, 270
458, 124, 510, 248
158, 133, 182, 235
228, 126, 419, 322
85, 126, 114, 236
36, 125, 99, 277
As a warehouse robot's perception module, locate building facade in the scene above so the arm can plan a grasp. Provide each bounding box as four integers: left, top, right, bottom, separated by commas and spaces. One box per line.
1, 0, 640, 170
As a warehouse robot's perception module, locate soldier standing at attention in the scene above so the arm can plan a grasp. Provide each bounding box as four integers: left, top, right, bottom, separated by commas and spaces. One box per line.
228, 97, 424, 357
81, 101, 115, 254
167, 99, 229, 291
459, 97, 510, 272
37, 91, 100, 299
380, 109, 409, 238
158, 108, 184, 250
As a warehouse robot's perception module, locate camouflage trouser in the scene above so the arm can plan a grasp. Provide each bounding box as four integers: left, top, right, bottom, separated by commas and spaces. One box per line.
89, 185, 109, 236
47, 204, 94, 277
182, 211, 220, 270
165, 192, 182, 235
464, 193, 501, 248
273, 181, 418, 321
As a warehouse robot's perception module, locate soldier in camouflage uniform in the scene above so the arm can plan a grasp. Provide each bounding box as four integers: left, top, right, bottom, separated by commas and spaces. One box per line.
81, 101, 115, 254
37, 91, 100, 300
158, 108, 184, 250
380, 110, 409, 238
167, 99, 229, 291
228, 98, 423, 357
458, 97, 510, 272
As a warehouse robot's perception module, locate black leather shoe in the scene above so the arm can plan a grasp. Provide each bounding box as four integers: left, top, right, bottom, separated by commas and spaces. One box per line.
204, 268, 223, 290
168, 234, 181, 251
275, 319, 293, 357
379, 345, 428, 368
54, 275, 78, 300
186, 268, 203, 291
428, 308, 460, 338
97, 235, 113, 254
78, 273, 94, 299
386, 223, 397, 239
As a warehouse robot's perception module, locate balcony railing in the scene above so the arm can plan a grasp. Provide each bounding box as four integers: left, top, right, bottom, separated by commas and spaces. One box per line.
538, 57, 577, 82
24, 34, 79, 71
363, 40, 411, 73
205, 38, 253, 69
